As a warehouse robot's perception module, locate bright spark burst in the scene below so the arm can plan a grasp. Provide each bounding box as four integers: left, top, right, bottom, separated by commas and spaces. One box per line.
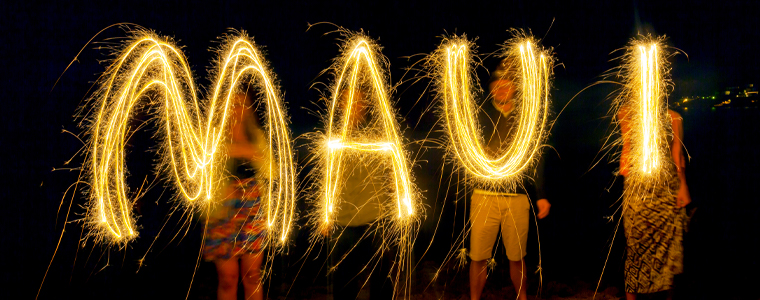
84, 31, 297, 246
431, 35, 553, 185
318, 36, 417, 231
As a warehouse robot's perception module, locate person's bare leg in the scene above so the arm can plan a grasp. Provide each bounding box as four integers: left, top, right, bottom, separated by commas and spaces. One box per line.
509, 259, 528, 300
470, 259, 488, 300
241, 252, 264, 300
215, 258, 240, 300
626, 292, 636, 300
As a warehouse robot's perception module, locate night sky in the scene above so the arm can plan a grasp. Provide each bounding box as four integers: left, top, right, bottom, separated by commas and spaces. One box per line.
2, 1, 759, 299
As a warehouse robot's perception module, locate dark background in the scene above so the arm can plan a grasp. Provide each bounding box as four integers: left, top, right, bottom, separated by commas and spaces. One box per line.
2, 0, 758, 299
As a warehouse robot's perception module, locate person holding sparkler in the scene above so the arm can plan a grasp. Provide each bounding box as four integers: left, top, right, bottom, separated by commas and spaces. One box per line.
468, 58, 552, 300
618, 106, 691, 299
203, 88, 269, 300
612, 40, 692, 299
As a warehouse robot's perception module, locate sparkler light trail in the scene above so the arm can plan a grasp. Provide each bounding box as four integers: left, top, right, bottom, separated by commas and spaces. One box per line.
431, 35, 553, 186
612, 36, 678, 194
84, 31, 297, 246
317, 35, 418, 232
617, 38, 671, 179
638, 45, 661, 174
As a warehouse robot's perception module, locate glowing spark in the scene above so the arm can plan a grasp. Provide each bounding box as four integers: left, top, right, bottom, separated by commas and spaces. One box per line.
319, 37, 417, 230
85, 31, 297, 246
432, 36, 553, 184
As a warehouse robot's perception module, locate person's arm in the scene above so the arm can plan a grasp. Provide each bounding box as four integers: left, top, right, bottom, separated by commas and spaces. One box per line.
618, 107, 632, 177
533, 152, 551, 219
670, 110, 691, 208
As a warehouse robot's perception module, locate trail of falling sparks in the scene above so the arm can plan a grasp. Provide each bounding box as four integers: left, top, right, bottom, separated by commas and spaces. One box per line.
320, 36, 416, 230
432, 35, 553, 184
85, 31, 297, 246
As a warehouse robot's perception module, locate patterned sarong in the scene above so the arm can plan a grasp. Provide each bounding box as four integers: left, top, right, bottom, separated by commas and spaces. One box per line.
203, 178, 266, 261
623, 166, 686, 293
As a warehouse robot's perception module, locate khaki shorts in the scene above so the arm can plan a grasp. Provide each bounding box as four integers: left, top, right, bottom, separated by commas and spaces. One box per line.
469, 193, 529, 261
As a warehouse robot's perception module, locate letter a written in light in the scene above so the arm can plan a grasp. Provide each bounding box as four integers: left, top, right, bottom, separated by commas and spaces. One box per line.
322, 38, 415, 227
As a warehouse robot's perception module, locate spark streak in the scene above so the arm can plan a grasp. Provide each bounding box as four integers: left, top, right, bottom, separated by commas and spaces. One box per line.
432, 35, 553, 185
85, 31, 297, 246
